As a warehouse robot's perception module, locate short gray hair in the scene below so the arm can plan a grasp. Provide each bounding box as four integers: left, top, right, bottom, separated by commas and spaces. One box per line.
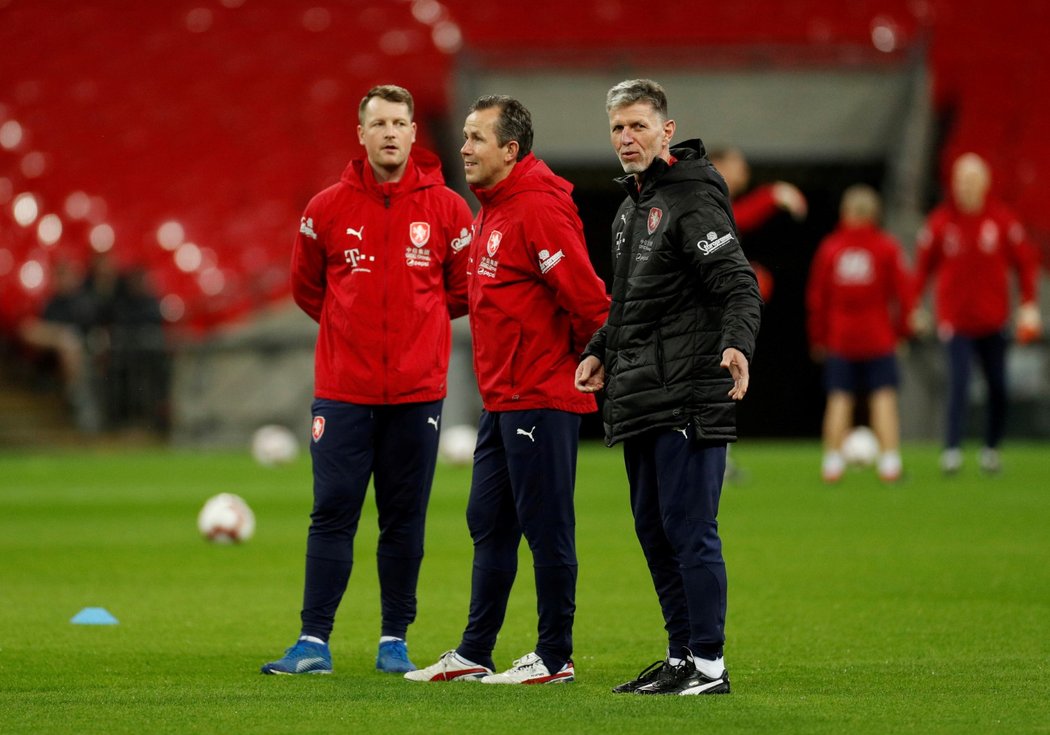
606, 79, 668, 119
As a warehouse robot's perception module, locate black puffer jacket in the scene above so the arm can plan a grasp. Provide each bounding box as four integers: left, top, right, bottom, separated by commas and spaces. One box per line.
584, 139, 762, 446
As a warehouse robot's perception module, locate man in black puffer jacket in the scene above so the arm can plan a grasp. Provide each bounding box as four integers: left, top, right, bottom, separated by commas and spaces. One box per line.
576, 79, 761, 696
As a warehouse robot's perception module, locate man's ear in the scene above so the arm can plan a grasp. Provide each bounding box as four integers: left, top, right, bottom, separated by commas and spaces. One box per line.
505, 140, 519, 164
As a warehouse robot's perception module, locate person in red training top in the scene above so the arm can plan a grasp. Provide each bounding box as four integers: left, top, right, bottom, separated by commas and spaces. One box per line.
913, 152, 1042, 475
262, 85, 474, 678
806, 185, 914, 483
709, 146, 807, 301
710, 146, 807, 233
406, 95, 610, 687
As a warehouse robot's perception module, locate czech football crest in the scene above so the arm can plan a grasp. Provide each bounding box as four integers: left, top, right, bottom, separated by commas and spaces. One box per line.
311, 416, 325, 443
486, 230, 503, 257
409, 221, 431, 246
647, 208, 663, 235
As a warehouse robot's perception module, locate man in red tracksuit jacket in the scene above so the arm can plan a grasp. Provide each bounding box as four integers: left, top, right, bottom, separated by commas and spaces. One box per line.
806, 184, 914, 483
262, 85, 473, 677
913, 152, 1042, 475
406, 95, 610, 686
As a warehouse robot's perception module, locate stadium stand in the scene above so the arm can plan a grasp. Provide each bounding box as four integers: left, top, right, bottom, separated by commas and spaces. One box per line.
1, 0, 1047, 442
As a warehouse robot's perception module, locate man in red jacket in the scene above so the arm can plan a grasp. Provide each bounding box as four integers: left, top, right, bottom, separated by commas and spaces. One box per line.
406, 96, 610, 686
913, 152, 1042, 475
806, 185, 914, 483
261, 85, 473, 676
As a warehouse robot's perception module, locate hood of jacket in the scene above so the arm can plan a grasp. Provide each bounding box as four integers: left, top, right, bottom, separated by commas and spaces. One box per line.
470, 153, 576, 213
340, 147, 447, 203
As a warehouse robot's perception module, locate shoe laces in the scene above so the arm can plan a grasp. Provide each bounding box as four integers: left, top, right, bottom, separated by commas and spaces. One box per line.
631, 660, 668, 685
381, 639, 409, 660
510, 653, 546, 674
285, 639, 323, 659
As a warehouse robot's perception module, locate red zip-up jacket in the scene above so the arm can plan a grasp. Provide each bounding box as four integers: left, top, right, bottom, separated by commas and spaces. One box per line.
914, 199, 1039, 337
806, 223, 914, 360
291, 149, 473, 404
467, 153, 610, 413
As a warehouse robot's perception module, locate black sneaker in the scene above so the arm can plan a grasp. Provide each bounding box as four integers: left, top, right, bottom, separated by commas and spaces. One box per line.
633, 659, 697, 695
611, 660, 667, 694
635, 657, 732, 695
677, 667, 731, 695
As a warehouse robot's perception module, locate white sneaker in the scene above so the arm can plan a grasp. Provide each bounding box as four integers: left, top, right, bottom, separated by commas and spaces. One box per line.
403, 650, 492, 682
979, 447, 1001, 474
940, 448, 963, 475
480, 652, 574, 685
821, 452, 845, 483
877, 451, 902, 483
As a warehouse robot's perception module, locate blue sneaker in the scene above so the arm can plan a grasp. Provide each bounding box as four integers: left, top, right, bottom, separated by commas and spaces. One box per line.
376, 639, 416, 673
260, 639, 332, 675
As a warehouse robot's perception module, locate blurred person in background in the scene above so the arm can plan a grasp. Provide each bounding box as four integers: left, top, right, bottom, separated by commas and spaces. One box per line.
708, 146, 806, 483
912, 152, 1042, 475
709, 146, 808, 233
107, 267, 168, 431
709, 145, 806, 303
406, 95, 609, 686
576, 79, 761, 696
17, 258, 101, 432
806, 184, 914, 483
261, 84, 474, 676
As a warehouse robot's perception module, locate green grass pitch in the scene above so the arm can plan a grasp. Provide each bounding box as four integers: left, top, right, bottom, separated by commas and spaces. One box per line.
1, 441, 1048, 733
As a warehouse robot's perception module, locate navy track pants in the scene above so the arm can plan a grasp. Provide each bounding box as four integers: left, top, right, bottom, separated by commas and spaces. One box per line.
623, 423, 728, 660
300, 398, 442, 641
456, 409, 580, 675
945, 331, 1008, 450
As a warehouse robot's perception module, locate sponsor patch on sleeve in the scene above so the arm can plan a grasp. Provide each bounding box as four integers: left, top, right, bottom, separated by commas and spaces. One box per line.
537, 248, 565, 274
696, 231, 735, 255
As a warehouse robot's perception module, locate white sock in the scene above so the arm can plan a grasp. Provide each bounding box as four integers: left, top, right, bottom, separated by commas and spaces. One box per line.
823, 451, 845, 472
878, 450, 901, 473
379, 635, 404, 644
693, 655, 725, 678
299, 635, 326, 645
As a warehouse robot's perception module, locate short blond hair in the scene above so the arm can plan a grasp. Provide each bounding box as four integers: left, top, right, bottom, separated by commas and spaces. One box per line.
358, 85, 414, 122
840, 184, 881, 224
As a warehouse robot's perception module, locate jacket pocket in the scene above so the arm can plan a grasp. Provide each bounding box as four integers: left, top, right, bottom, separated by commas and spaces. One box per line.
691, 403, 736, 442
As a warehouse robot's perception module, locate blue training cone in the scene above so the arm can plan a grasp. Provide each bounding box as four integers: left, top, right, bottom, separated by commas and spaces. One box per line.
70, 607, 119, 625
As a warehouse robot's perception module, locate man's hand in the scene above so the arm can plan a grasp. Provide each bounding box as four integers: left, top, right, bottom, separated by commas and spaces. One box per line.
721, 347, 750, 400
772, 182, 807, 221
908, 308, 933, 337
1017, 301, 1043, 344
575, 355, 605, 393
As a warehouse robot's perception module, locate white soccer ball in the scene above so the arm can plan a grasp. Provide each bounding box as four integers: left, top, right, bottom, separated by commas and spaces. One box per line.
439, 424, 477, 466
251, 424, 299, 467
197, 493, 256, 544
842, 426, 880, 467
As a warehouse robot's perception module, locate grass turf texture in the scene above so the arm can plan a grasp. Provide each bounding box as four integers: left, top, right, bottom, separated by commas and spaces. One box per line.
1, 442, 1048, 734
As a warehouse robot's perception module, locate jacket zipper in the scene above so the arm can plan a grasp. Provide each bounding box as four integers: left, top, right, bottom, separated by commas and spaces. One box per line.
382, 193, 391, 402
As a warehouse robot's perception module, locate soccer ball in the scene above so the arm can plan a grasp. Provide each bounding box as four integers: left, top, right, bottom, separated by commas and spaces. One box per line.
251, 424, 299, 467
439, 424, 477, 466
197, 493, 255, 543
842, 426, 880, 467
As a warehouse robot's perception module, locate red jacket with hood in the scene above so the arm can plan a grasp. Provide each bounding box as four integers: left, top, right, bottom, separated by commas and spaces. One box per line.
291, 149, 473, 404
914, 199, 1039, 337
467, 153, 610, 413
